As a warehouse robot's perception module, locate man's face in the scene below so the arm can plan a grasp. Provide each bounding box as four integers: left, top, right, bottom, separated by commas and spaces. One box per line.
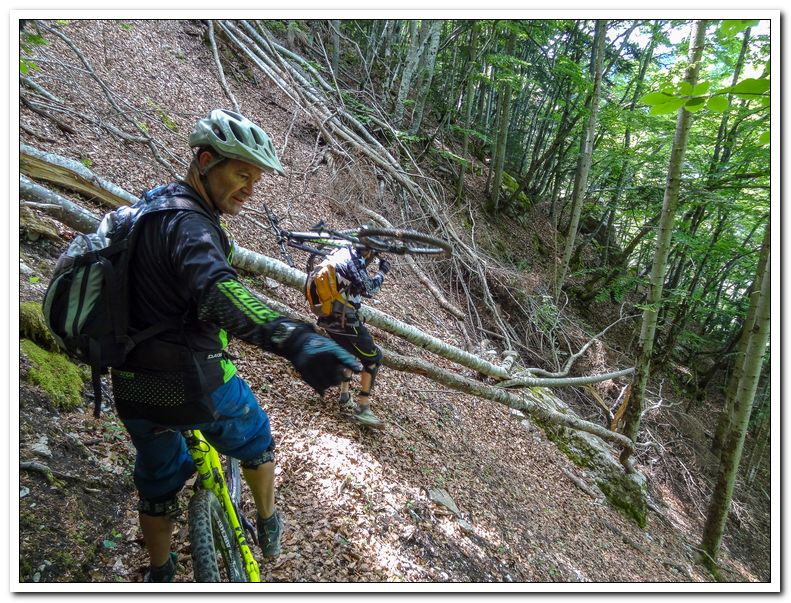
204, 157, 264, 216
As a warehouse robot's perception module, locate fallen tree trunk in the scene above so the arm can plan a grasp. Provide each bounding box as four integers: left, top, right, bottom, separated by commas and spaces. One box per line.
21, 144, 139, 208
382, 350, 633, 451
19, 174, 102, 233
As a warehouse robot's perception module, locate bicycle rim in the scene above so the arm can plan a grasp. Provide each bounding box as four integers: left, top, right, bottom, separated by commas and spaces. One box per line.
357, 228, 452, 256
188, 489, 248, 582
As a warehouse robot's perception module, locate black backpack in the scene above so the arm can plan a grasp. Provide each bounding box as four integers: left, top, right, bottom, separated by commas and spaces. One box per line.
42, 188, 208, 417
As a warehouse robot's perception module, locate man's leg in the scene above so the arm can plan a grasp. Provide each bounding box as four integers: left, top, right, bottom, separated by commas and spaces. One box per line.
139, 514, 175, 568
358, 369, 373, 410
201, 375, 283, 556
241, 453, 283, 557
339, 368, 353, 408
121, 418, 194, 581
242, 459, 275, 519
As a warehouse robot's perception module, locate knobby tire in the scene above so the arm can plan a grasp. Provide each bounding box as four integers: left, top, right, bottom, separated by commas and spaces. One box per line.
357, 228, 451, 256
188, 489, 248, 582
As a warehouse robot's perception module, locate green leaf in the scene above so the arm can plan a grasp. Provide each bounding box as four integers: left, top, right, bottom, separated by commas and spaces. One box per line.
730, 77, 770, 97
29, 276, 40, 283
684, 97, 706, 112
706, 96, 729, 113
758, 131, 770, 145
649, 97, 687, 115
678, 82, 693, 96
719, 19, 760, 38
639, 91, 675, 106
102, 539, 117, 549
691, 81, 711, 96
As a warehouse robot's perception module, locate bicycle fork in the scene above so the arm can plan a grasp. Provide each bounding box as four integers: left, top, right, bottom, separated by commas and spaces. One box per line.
186, 431, 261, 582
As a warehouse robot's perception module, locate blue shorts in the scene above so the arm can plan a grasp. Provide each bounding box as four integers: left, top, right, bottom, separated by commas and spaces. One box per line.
121, 375, 273, 501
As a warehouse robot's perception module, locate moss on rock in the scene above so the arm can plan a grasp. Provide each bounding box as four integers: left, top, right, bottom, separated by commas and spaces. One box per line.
528, 387, 648, 528
597, 474, 648, 528
19, 301, 58, 351
20, 339, 85, 411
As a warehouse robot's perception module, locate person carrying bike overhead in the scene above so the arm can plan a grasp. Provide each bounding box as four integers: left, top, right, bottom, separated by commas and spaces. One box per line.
306, 239, 390, 427
111, 109, 360, 582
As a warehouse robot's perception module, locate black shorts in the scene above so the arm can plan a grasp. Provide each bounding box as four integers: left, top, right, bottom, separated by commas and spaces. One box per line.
320, 319, 383, 365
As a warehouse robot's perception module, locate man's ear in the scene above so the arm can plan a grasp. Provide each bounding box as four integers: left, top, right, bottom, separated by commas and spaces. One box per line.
198, 150, 214, 170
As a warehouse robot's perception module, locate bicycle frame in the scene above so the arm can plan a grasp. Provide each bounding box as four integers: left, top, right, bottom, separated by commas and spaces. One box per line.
263, 204, 357, 267
184, 430, 261, 582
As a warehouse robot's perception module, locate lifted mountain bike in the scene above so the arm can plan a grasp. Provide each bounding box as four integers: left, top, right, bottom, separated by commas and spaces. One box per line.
262, 204, 452, 273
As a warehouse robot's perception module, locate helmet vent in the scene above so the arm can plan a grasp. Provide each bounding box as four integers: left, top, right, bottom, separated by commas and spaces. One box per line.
211, 125, 227, 141
251, 129, 264, 147
222, 109, 243, 121
229, 121, 246, 144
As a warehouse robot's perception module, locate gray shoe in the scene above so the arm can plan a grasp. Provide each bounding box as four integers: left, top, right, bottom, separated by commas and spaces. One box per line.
257, 511, 284, 558
352, 406, 383, 427
144, 552, 177, 582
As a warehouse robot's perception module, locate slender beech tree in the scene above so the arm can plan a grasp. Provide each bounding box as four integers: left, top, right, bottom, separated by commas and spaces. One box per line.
556, 19, 607, 295
621, 20, 709, 457
408, 20, 442, 135
392, 21, 425, 126
488, 28, 517, 214
712, 219, 771, 453
456, 22, 479, 201
330, 20, 341, 78
700, 220, 771, 571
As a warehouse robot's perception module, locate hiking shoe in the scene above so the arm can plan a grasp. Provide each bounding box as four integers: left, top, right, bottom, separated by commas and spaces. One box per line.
352, 406, 383, 427
144, 551, 178, 583
257, 511, 284, 558
338, 392, 357, 412
339, 392, 356, 411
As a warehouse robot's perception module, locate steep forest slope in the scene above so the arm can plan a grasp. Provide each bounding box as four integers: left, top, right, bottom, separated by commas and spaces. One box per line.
17, 19, 770, 585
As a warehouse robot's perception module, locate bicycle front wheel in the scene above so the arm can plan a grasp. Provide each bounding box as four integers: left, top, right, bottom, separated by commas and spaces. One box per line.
188, 489, 248, 582
357, 228, 452, 256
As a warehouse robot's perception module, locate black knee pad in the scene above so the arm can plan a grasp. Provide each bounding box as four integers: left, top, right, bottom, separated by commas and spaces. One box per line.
138, 492, 182, 519
240, 448, 275, 470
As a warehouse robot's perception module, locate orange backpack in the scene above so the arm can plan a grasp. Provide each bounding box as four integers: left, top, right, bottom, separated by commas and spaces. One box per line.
305, 260, 349, 316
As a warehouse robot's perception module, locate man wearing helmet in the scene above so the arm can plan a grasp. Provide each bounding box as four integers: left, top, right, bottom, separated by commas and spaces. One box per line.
306, 241, 391, 428
112, 109, 360, 581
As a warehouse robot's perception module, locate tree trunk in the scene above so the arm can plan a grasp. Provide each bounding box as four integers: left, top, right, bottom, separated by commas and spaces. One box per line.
488, 30, 516, 214
745, 379, 771, 485
712, 220, 771, 453
392, 21, 423, 126
556, 20, 607, 295
456, 23, 479, 201
330, 20, 341, 79
20, 143, 139, 208
407, 20, 442, 135
700, 229, 771, 570
621, 20, 708, 455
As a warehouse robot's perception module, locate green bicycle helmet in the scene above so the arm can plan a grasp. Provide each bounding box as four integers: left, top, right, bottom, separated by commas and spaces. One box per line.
189, 109, 285, 176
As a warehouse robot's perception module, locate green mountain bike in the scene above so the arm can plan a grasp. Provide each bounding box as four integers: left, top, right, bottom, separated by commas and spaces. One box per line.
184, 430, 260, 582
